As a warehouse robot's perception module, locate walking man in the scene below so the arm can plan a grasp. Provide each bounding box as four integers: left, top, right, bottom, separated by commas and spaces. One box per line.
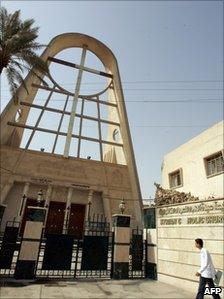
195, 238, 221, 299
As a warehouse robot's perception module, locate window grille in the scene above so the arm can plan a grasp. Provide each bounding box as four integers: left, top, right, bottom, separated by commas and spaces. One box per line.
206, 152, 224, 176
169, 170, 182, 188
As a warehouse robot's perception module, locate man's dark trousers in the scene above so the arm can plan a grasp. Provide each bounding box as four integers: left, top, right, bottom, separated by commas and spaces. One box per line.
196, 276, 221, 299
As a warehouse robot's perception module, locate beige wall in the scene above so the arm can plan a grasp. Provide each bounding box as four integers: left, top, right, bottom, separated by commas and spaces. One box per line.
0, 145, 140, 230
146, 228, 157, 264
91, 191, 104, 217
103, 87, 126, 165
156, 198, 224, 293
1, 182, 24, 230
162, 121, 224, 199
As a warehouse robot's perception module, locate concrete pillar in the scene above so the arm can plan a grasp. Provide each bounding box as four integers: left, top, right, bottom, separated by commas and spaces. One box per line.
0, 181, 14, 204
145, 207, 157, 279
0, 204, 7, 226
15, 206, 46, 279
45, 185, 52, 206
43, 185, 52, 228
86, 189, 94, 221
112, 214, 131, 279
16, 182, 30, 222
0, 180, 13, 226
146, 228, 157, 279
102, 193, 111, 224
22, 182, 30, 196
63, 187, 73, 233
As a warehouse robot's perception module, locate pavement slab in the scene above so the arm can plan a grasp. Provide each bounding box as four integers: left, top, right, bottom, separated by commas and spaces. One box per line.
0, 278, 202, 299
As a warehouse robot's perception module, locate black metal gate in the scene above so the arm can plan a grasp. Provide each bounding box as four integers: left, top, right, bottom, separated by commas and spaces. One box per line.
35, 216, 114, 279
0, 221, 20, 277
0, 218, 150, 280
129, 228, 146, 278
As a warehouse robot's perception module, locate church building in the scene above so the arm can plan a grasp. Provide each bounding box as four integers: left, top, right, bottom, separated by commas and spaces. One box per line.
0, 33, 143, 237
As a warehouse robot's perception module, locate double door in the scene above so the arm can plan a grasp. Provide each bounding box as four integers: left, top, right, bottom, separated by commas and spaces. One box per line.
68, 204, 86, 239
45, 201, 66, 234
45, 202, 86, 238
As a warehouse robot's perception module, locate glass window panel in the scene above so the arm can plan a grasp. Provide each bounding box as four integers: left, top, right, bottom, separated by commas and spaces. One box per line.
65, 97, 73, 113
33, 88, 51, 105
28, 131, 56, 153
169, 170, 182, 188
25, 108, 41, 126
20, 129, 33, 148
54, 135, 66, 155
47, 92, 68, 110
83, 100, 97, 118
38, 111, 61, 131
69, 137, 78, 157
79, 140, 100, 161
206, 152, 224, 175
82, 119, 99, 139
101, 123, 109, 140
100, 104, 108, 120
60, 115, 70, 133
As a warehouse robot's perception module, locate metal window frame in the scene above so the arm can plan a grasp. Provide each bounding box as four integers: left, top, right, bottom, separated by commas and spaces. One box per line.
168, 168, 183, 189
204, 151, 224, 177
64, 46, 87, 157
7, 122, 123, 148
8, 47, 125, 162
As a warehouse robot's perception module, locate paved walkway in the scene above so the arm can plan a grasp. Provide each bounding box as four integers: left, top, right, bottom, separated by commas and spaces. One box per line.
0, 279, 196, 298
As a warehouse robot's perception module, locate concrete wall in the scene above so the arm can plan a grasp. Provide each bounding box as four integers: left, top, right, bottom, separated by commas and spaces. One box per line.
0, 145, 140, 230
162, 121, 224, 199
1, 182, 24, 229
156, 198, 224, 293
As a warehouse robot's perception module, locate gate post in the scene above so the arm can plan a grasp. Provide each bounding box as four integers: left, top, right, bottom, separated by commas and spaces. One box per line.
112, 214, 131, 279
145, 206, 157, 279
14, 206, 46, 279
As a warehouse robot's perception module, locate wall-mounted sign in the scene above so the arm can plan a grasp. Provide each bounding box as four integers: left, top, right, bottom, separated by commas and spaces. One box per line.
158, 200, 224, 217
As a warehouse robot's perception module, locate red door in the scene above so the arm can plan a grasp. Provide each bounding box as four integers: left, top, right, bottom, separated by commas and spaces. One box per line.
45, 201, 66, 234
20, 198, 45, 236
68, 204, 86, 239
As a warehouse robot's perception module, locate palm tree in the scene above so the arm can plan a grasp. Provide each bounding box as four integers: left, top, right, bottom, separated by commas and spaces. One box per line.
0, 7, 48, 100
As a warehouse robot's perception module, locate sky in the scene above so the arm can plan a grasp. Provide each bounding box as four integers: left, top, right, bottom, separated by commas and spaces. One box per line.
1, 0, 223, 199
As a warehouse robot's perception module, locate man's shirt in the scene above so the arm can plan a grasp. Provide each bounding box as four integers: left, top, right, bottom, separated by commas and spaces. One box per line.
198, 248, 216, 279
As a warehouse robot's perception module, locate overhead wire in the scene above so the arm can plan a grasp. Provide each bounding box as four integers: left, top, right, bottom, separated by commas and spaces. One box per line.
0, 79, 223, 90
49, 99, 222, 103
1, 88, 223, 91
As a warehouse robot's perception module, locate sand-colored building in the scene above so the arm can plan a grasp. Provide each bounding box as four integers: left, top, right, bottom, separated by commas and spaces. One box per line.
162, 121, 223, 199
155, 121, 224, 292
0, 33, 143, 236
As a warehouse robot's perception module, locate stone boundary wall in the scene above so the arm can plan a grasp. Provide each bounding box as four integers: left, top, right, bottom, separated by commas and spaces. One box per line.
156, 198, 224, 293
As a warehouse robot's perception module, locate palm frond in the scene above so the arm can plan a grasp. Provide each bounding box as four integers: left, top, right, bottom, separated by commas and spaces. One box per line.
5, 66, 20, 102
11, 59, 49, 87
4, 10, 21, 41
0, 6, 49, 97
16, 50, 48, 74
9, 59, 24, 72
0, 7, 8, 42
20, 18, 36, 31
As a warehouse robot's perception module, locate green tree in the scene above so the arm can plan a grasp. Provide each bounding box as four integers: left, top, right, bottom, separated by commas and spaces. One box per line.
0, 7, 48, 101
